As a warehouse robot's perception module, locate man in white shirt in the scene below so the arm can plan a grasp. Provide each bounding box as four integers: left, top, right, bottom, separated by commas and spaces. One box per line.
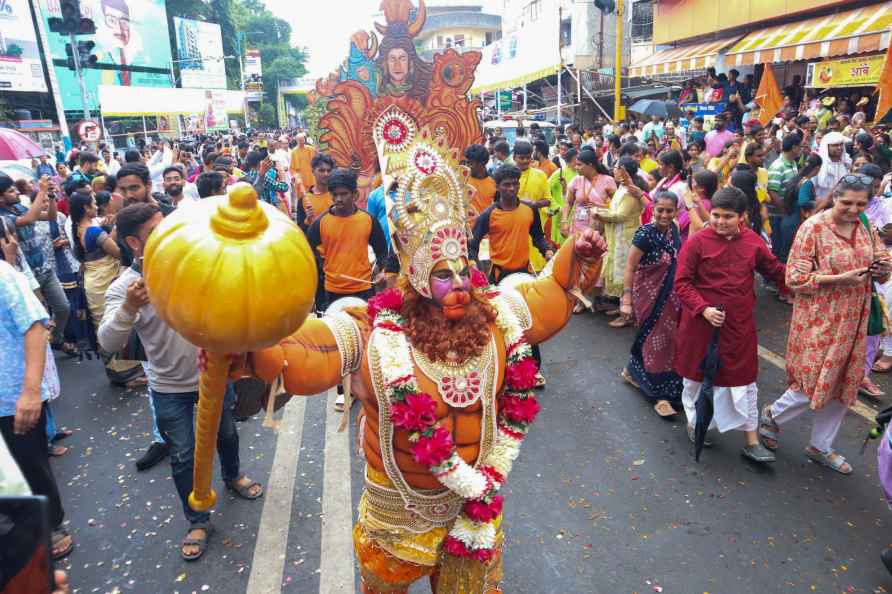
146, 142, 173, 194
100, 147, 121, 176
814, 131, 851, 205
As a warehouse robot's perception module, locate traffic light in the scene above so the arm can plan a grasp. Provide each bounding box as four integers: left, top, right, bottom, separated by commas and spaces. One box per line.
48, 0, 95, 35
594, 0, 616, 14
64, 43, 76, 70
77, 41, 97, 68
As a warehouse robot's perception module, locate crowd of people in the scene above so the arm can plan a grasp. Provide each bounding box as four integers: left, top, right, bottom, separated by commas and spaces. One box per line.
3, 76, 892, 582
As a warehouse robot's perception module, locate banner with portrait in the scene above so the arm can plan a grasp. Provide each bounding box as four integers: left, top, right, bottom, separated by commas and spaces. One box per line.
37, 0, 173, 111
0, 0, 48, 92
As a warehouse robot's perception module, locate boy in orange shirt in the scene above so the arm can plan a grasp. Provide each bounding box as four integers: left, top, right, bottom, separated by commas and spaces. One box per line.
464, 144, 496, 220
307, 169, 388, 310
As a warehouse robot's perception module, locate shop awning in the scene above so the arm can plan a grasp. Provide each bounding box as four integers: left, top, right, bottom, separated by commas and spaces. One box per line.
629, 37, 741, 78
727, 1, 892, 67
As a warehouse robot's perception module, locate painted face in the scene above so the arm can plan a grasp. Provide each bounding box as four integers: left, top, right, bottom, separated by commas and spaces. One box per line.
429, 258, 471, 321
387, 48, 410, 84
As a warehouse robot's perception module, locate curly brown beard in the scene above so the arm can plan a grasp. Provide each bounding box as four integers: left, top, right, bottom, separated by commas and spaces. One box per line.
398, 277, 497, 363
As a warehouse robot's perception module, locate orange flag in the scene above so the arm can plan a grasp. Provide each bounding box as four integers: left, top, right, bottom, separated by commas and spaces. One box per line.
754, 63, 783, 127
875, 39, 892, 123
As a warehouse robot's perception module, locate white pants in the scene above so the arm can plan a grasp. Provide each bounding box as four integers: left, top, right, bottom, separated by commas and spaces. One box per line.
682, 379, 759, 433
768, 389, 848, 454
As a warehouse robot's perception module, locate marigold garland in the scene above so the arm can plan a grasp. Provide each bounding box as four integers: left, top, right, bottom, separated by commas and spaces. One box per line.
368, 287, 540, 563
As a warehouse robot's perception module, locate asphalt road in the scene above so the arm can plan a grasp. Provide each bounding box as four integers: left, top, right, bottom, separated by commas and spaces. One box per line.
45, 285, 892, 594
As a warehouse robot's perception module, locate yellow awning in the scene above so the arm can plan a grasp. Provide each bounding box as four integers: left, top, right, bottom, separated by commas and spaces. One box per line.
727, 1, 892, 66
630, 37, 742, 78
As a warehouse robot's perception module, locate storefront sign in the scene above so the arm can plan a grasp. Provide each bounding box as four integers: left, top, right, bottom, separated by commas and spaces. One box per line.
690, 102, 727, 118
806, 54, 885, 88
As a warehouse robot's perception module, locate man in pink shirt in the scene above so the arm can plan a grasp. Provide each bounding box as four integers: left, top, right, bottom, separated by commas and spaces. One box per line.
704, 114, 736, 159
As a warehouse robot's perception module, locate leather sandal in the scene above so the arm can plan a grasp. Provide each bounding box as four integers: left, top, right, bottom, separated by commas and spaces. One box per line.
51, 529, 74, 560
225, 477, 264, 500
181, 523, 213, 561
758, 405, 779, 451
805, 447, 853, 475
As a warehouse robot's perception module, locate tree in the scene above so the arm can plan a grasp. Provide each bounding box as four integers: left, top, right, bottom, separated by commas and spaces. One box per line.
257, 103, 277, 129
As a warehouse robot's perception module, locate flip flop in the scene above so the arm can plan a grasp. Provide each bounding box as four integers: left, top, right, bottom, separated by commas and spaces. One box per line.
51, 529, 74, 560
653, 400, 676, 418
181, 523, 213, 562
51, 429, 74, 443
620, 368, 640, 389
225, 477, 264, 500
859, 380, 885, 399
874, 358, 892, 373
48, 445, 69, 457
608, 316, 632, 328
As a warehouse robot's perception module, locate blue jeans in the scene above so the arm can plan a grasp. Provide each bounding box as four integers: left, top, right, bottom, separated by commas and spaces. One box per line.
150, 384, 240, 525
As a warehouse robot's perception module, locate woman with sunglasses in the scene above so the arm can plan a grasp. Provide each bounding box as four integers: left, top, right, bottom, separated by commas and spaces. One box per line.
760, 175, 891, 474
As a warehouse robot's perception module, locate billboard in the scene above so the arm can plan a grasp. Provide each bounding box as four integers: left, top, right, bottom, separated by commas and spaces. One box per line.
806, 54, 886, 89
204, 89, 227, 131
0, 0, 48, 92
173, 17, 226, 90
38, 0, 173, 111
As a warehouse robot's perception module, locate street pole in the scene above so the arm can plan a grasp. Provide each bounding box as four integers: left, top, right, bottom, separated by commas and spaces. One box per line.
614, 0, 623, 123
30, 0, 71, 150
69, 31, 91, 123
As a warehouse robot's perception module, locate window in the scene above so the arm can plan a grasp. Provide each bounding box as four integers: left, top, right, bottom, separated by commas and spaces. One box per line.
631, 0, 653, 42
523, 0, 542, 23
437, 35, 443, 48
454, 34, 465, 48
446, 37, 453, 48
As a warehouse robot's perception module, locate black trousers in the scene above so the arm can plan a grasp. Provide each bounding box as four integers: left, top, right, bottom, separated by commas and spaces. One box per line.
0, 403, 65, 528
324, 289, 375, 312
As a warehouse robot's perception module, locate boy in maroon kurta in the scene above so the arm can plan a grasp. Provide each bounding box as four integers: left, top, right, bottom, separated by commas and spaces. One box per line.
674, 187, 786, 463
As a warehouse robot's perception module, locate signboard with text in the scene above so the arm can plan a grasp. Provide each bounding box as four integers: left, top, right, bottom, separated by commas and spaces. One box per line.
174, 17, 226, 90
0, 0, 48, 92
806, 54, 885, 88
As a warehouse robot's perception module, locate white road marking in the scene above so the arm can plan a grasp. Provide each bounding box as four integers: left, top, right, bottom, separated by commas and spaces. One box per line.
757, 345, 879, 422
319, 389, 356, 594
246, 397, 307, 594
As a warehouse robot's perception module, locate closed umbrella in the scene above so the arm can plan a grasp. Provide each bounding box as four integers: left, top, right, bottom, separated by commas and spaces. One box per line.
628, 99, 684, 119
0, 128, 45, 161
693, 326, 721, 462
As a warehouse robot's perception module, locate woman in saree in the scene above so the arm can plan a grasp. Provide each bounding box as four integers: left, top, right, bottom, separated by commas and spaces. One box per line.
619, 191, 682, 417
70, 191, 145, 388
594, 156, 646, 327
546, 147, 578, 247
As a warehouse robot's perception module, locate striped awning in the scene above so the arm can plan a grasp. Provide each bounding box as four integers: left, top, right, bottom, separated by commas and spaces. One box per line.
630, 37, 741, 78
727, 1, 892, 66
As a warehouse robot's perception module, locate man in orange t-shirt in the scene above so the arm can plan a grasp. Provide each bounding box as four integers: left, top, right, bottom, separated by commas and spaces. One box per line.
464, 144, 496, 220
533, 138, 558, 179
307, 168, 388, 310
469, 163, 553, 387
295, 153, 334, 232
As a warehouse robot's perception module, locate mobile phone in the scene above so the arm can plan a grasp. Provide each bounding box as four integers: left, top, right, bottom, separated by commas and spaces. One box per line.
0, 495, 53, 594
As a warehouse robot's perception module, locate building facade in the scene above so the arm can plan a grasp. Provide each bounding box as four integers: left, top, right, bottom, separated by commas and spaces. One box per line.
416, 1, 501, 60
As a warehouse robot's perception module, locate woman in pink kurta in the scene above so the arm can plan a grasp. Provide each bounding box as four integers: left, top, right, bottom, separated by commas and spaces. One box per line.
760, 180, 892, 474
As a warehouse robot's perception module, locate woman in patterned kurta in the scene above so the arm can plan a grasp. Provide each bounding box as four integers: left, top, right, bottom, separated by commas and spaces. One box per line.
594, 157, 644, 326
760, 180, 891, 474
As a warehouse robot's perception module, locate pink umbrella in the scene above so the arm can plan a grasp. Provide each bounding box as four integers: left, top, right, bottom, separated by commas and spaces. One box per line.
0, 127, 45, 161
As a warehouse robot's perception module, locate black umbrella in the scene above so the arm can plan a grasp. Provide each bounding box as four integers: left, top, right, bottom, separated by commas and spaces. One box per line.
628, 99, 684, 119
694, 325, 722, 462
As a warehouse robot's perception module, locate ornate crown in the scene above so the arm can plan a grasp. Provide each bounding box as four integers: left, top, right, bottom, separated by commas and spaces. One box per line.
376, 110, 474, 298
376, 0, 426, 38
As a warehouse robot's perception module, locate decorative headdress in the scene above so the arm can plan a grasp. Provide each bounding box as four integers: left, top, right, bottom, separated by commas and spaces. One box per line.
375, 0, 426, 38
374, 107, 473, 298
